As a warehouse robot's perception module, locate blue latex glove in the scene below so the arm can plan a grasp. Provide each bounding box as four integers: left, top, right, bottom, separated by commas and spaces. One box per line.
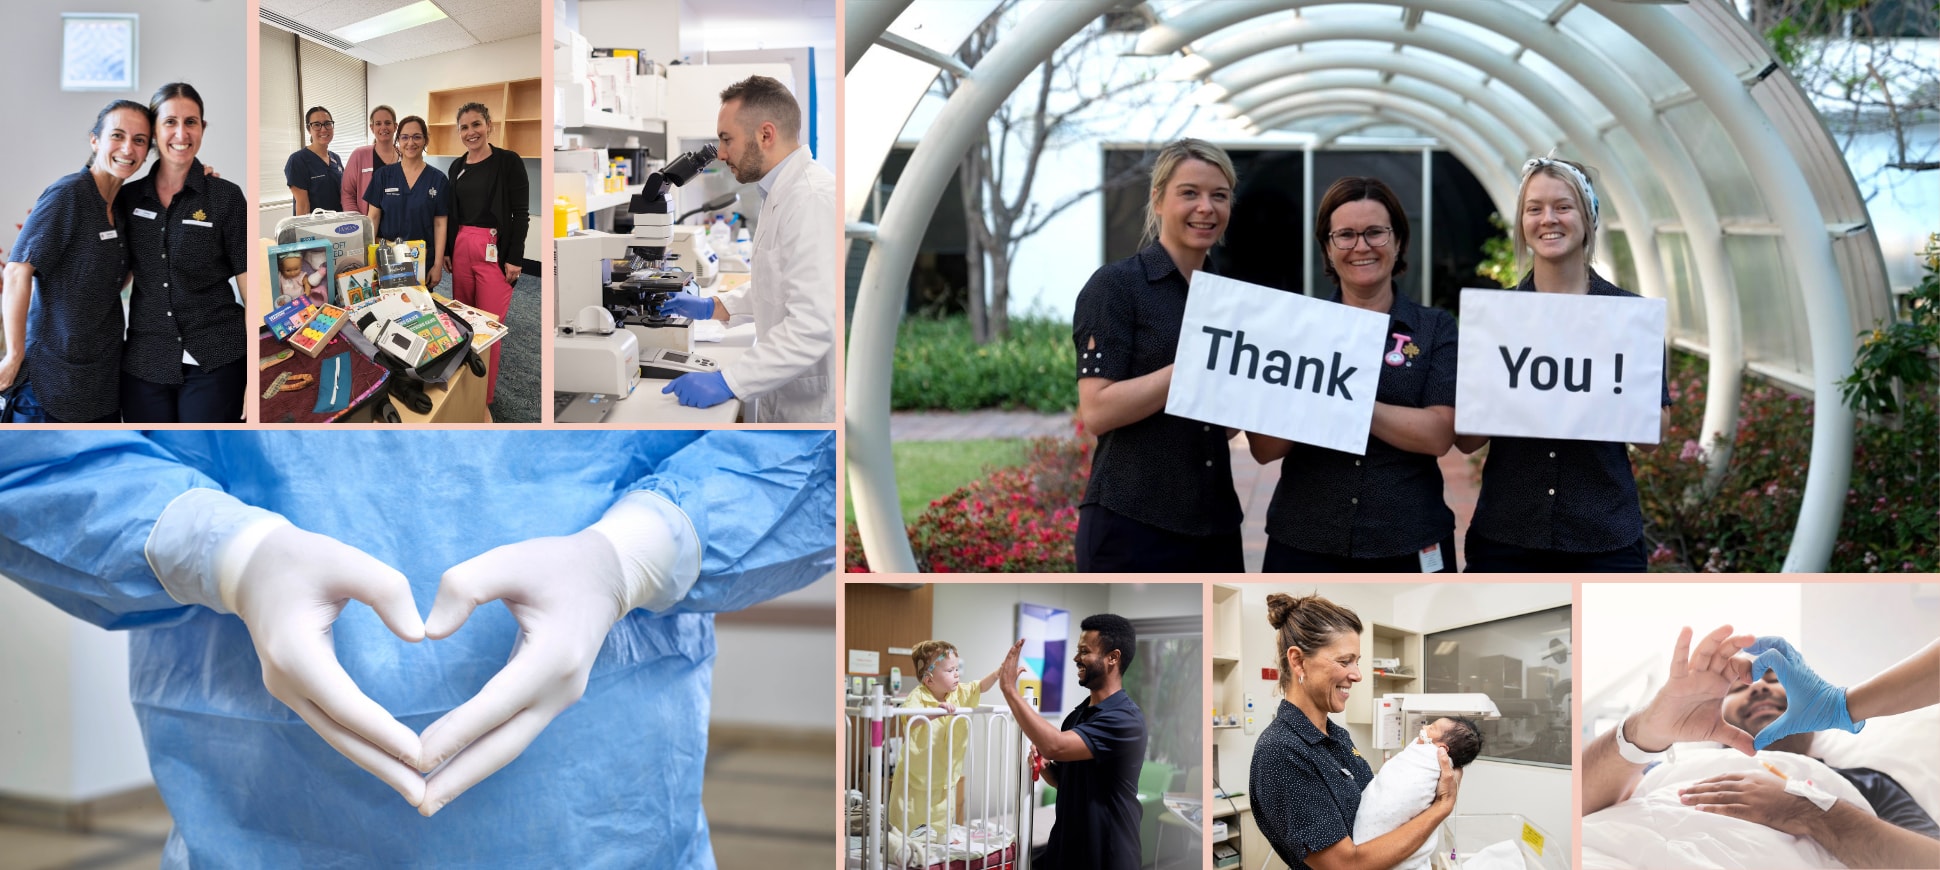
1745, 636, 1862, 749
657, 291, 715, 320
662, 370, 735, 408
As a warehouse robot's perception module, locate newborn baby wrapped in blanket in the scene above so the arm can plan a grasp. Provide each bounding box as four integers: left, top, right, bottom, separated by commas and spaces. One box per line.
1353, 718, 1483, 870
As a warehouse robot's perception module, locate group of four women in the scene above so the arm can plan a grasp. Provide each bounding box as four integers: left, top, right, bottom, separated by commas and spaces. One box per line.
284, 102, 527, 404
1074, 139, 1669, 574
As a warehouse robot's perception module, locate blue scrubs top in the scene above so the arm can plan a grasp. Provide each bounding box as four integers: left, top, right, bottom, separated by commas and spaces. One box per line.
0, 430, 837, 868
283, 147, 344, 214
7, 166, 130, 422
364, 161, 449, 244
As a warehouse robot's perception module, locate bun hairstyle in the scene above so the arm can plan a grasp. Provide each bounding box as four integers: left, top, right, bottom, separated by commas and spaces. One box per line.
1265, 592, 1362, 695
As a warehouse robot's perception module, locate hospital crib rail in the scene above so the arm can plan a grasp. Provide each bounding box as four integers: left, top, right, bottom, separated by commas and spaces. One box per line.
845, 685, 1035, 870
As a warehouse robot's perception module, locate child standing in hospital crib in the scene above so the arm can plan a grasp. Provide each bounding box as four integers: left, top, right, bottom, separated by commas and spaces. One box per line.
1352, 717, 1484, 870
886, 641, 1003, 836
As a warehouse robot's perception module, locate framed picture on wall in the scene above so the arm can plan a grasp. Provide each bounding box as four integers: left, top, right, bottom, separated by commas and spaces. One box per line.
62, 14, 138, 92
1017, 603, 1069, 714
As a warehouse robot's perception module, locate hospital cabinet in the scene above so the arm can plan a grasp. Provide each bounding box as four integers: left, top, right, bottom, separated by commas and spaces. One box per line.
1211, 585, 1243, 730
426, 78, 543, 156
1348, 623, 1422, 726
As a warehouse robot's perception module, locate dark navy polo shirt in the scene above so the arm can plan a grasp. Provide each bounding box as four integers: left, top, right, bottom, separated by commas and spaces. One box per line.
1836, 766, 1940, 838
117, 159, 249, 384
1073, 243, 1243, 537
1265, 287, 1459, 559
364, 161, 449, 245
9, 167, 130, 422
1469, 269, 1674, 553
1250, 699, 1373, 870
1042, 689, 1147, 870
284, 148, 344, 214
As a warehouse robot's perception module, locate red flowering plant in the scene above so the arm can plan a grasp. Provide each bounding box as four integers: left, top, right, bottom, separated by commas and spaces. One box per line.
846, 434, 1092, 572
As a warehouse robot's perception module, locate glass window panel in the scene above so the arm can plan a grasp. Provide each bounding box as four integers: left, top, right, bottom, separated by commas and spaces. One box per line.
1728, 235, 1813, 375
1655, 232, 1709, 346
1420, 11, 1523, 55
1423, 606, 1572, 767
1663, 103, 1767, 219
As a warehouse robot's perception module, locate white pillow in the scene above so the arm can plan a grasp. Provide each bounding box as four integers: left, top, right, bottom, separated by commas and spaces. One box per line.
1807, 705, 1940, 823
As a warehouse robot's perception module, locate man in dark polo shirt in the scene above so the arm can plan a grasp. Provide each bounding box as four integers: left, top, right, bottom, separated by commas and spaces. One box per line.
998, 613, 1148, 869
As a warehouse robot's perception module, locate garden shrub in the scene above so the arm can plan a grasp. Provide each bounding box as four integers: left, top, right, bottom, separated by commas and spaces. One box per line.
847, 434, 1091, 572
891, 315, 1077, 412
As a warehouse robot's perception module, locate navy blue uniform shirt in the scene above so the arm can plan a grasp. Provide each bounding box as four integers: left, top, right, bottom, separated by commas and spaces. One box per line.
364, 161, 449, 245
9, 167, 130, 422
1469, 269, 1673, 553
1042, 689, 1148, 870
1072, 243, 1243, 537
283, 148, 344, 214
1250, 699, 1373, 870
1265, 288, 1459, 559
116, 159, 248, 384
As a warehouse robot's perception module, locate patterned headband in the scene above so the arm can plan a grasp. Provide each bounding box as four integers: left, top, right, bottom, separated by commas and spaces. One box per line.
1521, 157, 1599, 230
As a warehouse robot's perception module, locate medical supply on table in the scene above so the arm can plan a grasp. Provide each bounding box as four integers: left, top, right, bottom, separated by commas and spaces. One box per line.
262, 371, 314, 398
639, 347, 719, 380
555, 329, 640, 396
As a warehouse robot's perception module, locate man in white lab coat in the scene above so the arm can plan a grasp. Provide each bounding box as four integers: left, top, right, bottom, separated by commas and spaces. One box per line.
660, 75, 835, 423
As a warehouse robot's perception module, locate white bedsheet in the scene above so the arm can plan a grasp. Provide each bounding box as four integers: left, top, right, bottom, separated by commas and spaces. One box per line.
1582, 747, 1873, 869
1354, 740, 1442, 870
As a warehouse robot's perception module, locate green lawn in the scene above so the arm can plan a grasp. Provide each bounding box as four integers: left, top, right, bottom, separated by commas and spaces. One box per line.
845, 438, 1032, 525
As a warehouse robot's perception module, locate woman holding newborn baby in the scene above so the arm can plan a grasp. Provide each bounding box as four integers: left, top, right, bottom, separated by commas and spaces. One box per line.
1250, 593, 1464, 870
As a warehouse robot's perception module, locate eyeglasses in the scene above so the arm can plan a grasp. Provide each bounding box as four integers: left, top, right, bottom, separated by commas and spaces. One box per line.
1328, 227, 1392, 250
307, 120, 335, 130
397, 134, 426, 143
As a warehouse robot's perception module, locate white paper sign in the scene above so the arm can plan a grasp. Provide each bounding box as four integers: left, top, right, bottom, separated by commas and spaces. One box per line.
1166, 272, 1389, 454
1455, 288, 1667, 443
847, 649, 881, 675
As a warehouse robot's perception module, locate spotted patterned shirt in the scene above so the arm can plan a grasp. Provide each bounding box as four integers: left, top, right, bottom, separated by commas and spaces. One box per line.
117, 160, 249, 384
9, 167, 130, 422
1072, 243, 1242, 537
1250, 699, 1373, 870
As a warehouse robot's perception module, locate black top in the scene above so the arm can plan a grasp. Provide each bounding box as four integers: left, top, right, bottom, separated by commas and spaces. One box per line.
1265, 288, 1458, 558
283, 148, 344, 213
364, 161, 449, 246
1835, 766, 1940, 839
1250, 699, 1373, 870
116, 159, 249, 384
1072, 243, 1243, 537
445, 146, 530, 267
1469, 270, 1673, 553
1042, 690, 1148, 870
9, 167, 130, 422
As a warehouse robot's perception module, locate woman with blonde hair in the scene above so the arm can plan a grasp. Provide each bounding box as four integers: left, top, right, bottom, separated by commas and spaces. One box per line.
1457, 158, 1670, 572
342, 104, 400, 217
1071, 138, 1243, 572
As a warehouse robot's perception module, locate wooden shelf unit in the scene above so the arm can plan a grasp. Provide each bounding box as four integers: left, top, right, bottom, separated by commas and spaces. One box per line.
1347, 622, 1423, 725
427, 78, 543, 157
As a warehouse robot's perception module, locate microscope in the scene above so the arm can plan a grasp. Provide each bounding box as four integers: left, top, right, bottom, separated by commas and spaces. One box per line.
556, 143, 718, 358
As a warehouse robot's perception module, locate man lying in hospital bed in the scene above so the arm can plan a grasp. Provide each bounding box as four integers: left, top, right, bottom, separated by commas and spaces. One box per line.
1582, 627, 1940, 869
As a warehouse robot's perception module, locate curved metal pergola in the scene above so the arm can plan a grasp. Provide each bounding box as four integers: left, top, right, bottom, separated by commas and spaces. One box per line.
846, 0, 1895, 573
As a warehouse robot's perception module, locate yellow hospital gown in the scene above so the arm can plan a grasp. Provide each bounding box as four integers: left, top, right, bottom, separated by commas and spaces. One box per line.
887, 682, 982, 833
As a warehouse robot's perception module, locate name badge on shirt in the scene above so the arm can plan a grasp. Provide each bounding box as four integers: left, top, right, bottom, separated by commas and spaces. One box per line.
99, 230, 118, 241
133, 208, 158, 220
385, 188, 400, 194
363, 167, 374, 173
1419, 543, 1444, 573
183, 219, 214, 227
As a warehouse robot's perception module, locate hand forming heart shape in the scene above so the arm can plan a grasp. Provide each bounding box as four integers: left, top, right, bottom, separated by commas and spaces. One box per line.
232, 527, 635, 817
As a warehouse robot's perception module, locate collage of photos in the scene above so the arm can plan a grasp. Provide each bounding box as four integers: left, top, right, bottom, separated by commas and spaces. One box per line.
0, 1, 1933, 870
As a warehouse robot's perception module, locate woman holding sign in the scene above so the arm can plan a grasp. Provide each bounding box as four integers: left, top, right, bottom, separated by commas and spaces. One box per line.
1247, 177, 1459, 573
1071, 139, 1244, 572
1455, 158, 1668, 572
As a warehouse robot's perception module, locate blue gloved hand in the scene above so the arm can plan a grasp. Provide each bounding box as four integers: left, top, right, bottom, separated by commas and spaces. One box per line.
1745, 636, 1862, 750
656, 291, 715, 320
662, 370, 735, 407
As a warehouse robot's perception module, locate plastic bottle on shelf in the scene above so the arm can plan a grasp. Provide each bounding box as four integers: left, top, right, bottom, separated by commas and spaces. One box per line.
708, 214, 732, 249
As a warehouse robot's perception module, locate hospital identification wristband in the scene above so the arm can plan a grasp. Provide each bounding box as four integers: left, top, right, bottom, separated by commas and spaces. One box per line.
1614, 716, 1666, 764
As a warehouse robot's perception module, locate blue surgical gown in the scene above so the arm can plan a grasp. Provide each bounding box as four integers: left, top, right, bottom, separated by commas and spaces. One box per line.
0, 431, 835, 868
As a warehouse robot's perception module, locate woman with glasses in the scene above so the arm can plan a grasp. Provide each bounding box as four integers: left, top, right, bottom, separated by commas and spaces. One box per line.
284, 106, 344, 215
342, 105, 399, 218
1246, 177, 1458, 573
1455, 158, 1668, 572
363, 115, 448, 288
1071, 138, 1244, 572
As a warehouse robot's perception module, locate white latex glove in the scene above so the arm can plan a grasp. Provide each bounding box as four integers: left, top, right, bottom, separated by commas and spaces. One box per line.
147, 489, 428, 806
415, 491, 699, 816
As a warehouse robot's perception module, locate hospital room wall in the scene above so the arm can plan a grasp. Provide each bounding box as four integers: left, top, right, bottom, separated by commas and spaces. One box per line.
0, 0, 246, 259
1214, 583, 1573, 855
711, 574, 836, 731
1798, 582, 1940, 687
0, 577, 150, 804
929, 583, 1112, 718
